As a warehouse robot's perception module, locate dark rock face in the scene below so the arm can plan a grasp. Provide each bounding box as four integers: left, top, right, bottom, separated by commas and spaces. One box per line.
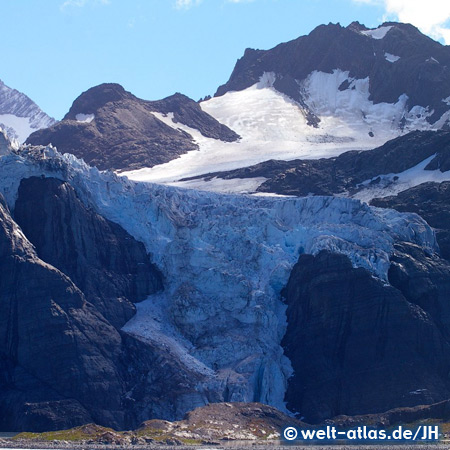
216, 22, 450, 123
26, 84, 239, 172
282, 250, 450, 423
192, 130, 450, 197
0, 194, 125, 431
13, 177, 163, 328
371, 182, 450, 261
0, 178, 212, 432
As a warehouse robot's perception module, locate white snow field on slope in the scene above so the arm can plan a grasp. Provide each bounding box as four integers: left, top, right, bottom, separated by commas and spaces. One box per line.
0, 144, 437, 413
122, 70, 447, 193
0, 79, 55, 143
353, 154, 450, 202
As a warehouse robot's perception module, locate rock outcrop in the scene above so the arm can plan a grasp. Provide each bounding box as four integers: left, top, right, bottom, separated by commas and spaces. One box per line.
0, 176, 208, 432
0, 193, 124, 431
13, 177, 162, 328
282, 250, 450, 423
371, 182, 450, 261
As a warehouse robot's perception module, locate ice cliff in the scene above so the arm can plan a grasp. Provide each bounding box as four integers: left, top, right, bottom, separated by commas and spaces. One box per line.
0, 144, 438, 413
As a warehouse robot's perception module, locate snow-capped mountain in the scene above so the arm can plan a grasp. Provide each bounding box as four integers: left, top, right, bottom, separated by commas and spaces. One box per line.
5, 20, 450, 433
25, 22, 450, 194
120, 22, 450, 192
0, 79, 55, 144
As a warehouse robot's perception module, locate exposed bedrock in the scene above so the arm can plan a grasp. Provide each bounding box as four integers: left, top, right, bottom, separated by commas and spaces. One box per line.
13, 176, 163, 328
0, 178, 210, 432
282, 249, 450, 423
371, 181, 450, 261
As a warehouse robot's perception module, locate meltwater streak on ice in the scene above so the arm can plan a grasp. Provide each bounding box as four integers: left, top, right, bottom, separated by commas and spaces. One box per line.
0, 146, 438, 412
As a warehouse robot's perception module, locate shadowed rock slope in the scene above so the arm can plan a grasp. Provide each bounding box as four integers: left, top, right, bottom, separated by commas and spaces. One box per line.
14, 177, 162, 328
282, 249, 450, 423
0, 177, 210, 432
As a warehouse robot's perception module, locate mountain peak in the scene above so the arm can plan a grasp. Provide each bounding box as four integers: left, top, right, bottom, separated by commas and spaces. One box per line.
64, 83, 133, 120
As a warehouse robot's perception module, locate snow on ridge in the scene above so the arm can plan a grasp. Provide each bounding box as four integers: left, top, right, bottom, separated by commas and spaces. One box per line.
0, 79, 55, 143
75, 113, 95, 123
301, 69, 441, 139
0, 145, 438, 413
385, 52, 400, 63
361, 25, 393, 40
354, 154, 450, 202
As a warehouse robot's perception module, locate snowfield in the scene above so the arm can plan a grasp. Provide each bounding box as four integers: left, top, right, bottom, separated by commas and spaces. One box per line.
122, 70, 448, 194
0, 141, 438, 413
354, 154, 450, 202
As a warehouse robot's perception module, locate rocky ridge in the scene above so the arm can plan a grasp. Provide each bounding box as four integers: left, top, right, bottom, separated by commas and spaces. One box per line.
216, 22, 450, 125
26, 84, 239, 172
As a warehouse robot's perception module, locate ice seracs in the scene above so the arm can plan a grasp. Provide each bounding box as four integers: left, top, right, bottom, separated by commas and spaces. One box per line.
0, 143, 438, 414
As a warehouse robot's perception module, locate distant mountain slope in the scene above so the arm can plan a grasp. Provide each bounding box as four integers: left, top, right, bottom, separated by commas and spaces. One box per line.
26, 83, 239, 171
0, 79, 55, 143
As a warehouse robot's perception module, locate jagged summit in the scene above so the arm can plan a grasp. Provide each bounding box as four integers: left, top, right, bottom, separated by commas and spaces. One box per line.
215, 21, 450, 121
0, 79, 55, 143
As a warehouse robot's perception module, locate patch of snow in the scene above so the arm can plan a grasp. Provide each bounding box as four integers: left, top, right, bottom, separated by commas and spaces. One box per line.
257, 71, 276, 88
302, 70, 436, 140
122, 293, 215, 377
0, 146, 438, 413
354, 154, 450, 202
443, 96, 450, 106
361, 26, 393, 40
75, 113, 95, 123
0, 114, 35, 144
427, 57, 439, 64
385, 52, 400, 63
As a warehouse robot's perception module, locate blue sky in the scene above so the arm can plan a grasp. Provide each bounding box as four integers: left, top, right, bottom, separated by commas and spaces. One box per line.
2, 0, 449, 119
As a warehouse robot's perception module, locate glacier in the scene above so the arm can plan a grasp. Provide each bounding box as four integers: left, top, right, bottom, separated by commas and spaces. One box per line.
0, 140, 438, 413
